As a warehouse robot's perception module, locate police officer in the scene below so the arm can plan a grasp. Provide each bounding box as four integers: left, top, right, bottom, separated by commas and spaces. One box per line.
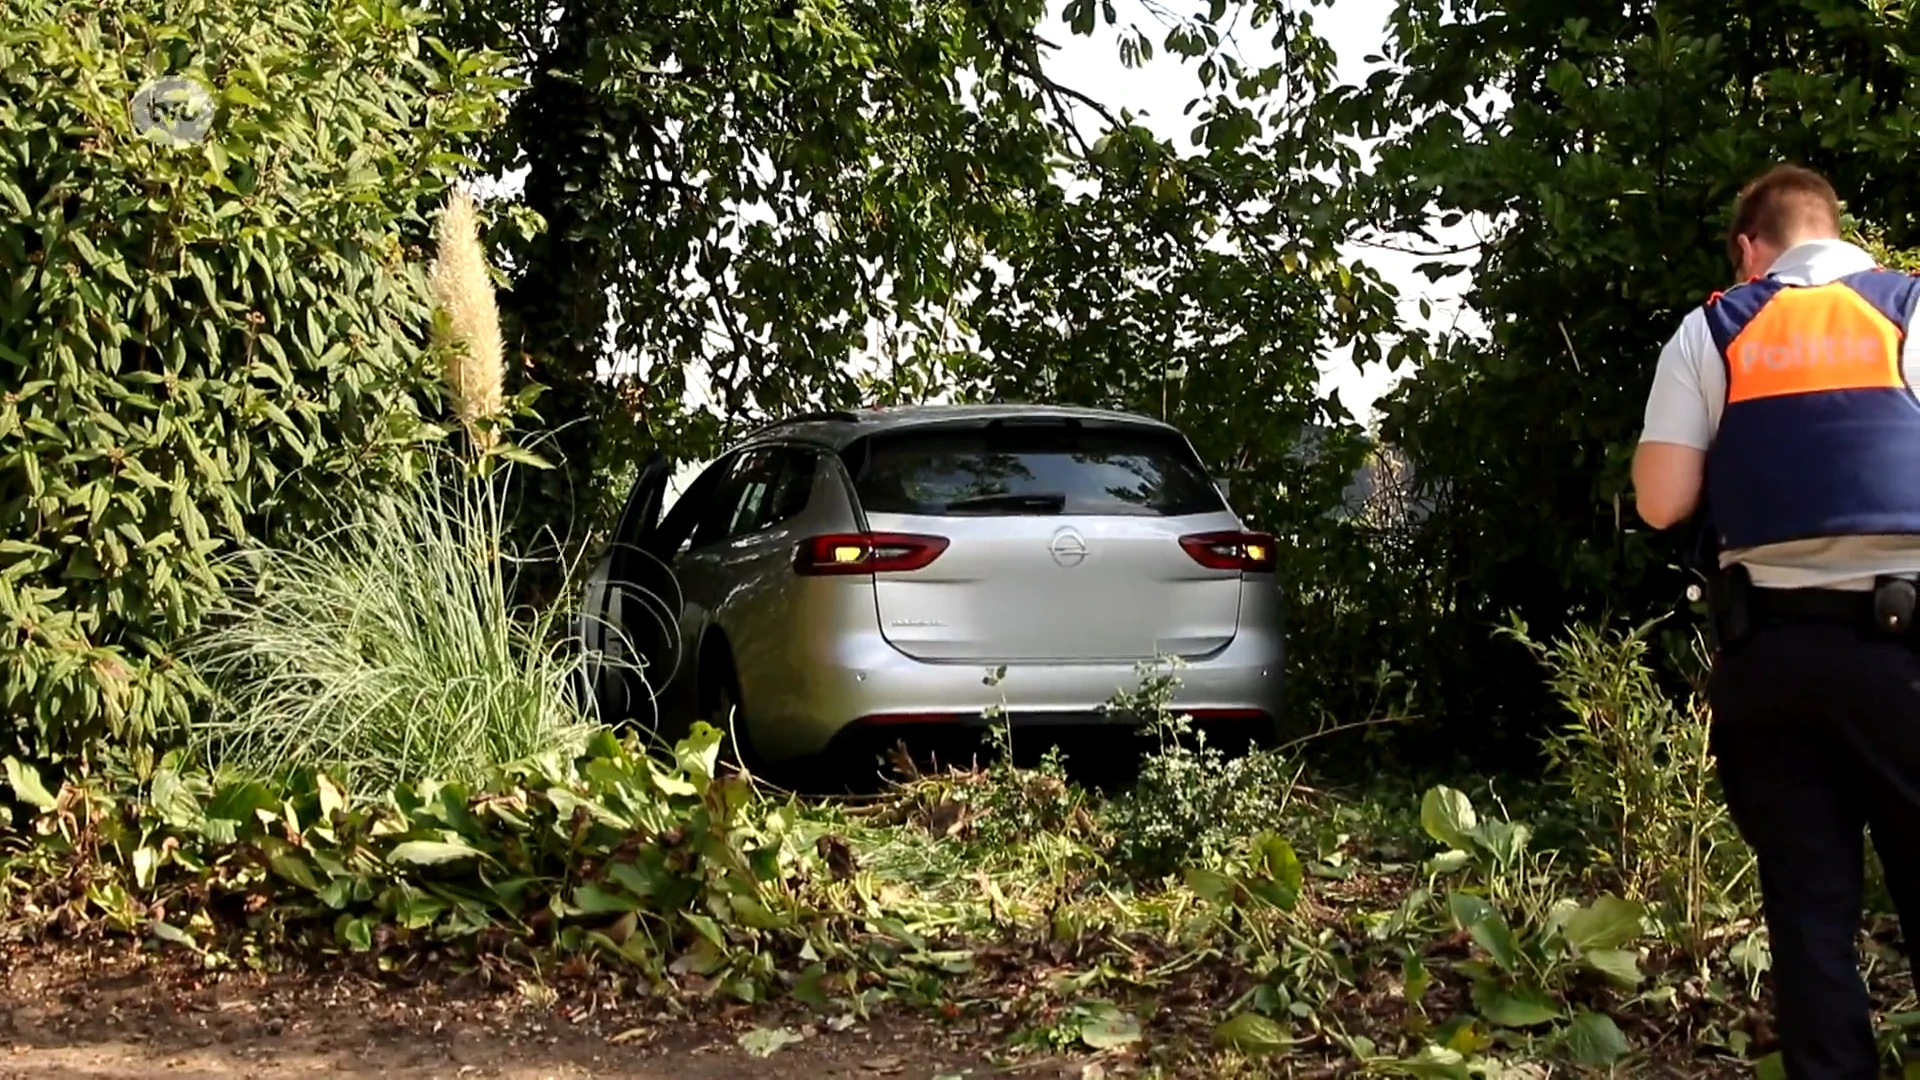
1634, 163, 1920, 1079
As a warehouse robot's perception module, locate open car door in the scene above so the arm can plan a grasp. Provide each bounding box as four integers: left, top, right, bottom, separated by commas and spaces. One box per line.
577, 453, 683, 727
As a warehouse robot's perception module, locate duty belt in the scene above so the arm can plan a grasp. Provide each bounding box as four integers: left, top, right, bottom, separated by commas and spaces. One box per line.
1751, 579, 1920, 636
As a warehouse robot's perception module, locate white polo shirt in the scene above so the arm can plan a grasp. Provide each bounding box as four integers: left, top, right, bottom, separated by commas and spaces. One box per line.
1639, 238, 1920, 590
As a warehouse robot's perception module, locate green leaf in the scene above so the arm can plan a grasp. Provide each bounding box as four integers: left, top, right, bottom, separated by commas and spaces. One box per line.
268, 852, 320, 891
1077, 1003, 1141, 1050
1581, 948, 1643, 988
1420, 786, 1478, 852
1562, 894, 1644, 951
149, 919, 199, 951
1185, 867, 1236, 904
387, 839, 485, 866
738, 1027, 805, 1058
1470, 980, 1561, 1028
1214, 1011, 1291, 1056
1393, 1044, 1471, 1079
1064, 0, 1095, 35
1448, 893, 1520, 972
494, 444, 552, 470
573, 884, 639, 914
132, 845, 158, 887
1561, 1011, 1631, 1066
673, 723, 724, 784
1245, 831, 1303, 910
1755, 1053, 1788, 1080
339, 916, 375, 952
1403, 948, 1431, 1008
3, 756, 56, 811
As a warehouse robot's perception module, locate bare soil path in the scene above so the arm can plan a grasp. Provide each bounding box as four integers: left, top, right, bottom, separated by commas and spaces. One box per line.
0, 944, 1090, 1080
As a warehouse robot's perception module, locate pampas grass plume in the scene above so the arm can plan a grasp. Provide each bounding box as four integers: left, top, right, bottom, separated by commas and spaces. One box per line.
429, 187, 505, 449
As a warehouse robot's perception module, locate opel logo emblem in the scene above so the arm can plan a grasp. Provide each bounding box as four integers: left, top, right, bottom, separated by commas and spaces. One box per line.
1049, 527, 1087, 568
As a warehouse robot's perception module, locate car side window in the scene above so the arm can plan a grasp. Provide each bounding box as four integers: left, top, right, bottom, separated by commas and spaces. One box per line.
649, 456, 733, 556
688, 451, 761, 550
761, 449, 819, 530
686, 447, 819, 550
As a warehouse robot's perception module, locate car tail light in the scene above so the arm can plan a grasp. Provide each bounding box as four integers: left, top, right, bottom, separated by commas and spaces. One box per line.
1179, 530, 1276, 573
795, 532, 950, 575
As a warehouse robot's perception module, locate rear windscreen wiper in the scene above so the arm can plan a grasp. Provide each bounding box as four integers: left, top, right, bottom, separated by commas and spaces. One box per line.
941, 492, 1067, 514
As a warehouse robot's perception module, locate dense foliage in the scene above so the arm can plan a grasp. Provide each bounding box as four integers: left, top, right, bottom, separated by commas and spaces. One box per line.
0, 0, 506, 766
12, 0, 1920, 1070
3, 626, 1868, 1075
1341, 0, 1920, 755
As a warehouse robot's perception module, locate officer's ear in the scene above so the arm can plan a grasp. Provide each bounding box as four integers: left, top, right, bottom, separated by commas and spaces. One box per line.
1730, 233, 1756, 280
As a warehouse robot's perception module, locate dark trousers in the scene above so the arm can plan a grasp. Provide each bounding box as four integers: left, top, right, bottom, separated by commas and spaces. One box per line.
1710, 617, 1920, 1079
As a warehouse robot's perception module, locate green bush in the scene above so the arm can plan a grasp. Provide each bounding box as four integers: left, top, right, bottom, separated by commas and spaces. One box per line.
180, 466, 598, 792
0, 0, 507, 768
1098, 664, 1306, 882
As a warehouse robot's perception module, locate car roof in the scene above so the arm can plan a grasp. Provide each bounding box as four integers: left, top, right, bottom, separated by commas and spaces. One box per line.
734, 403, 1183, 452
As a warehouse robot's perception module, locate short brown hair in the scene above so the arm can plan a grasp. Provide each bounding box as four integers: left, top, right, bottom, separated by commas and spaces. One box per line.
1727, 164, 1842, 270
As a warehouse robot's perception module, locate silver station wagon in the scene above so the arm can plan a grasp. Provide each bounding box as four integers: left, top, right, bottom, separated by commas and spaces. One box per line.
577, 404, 1284, 775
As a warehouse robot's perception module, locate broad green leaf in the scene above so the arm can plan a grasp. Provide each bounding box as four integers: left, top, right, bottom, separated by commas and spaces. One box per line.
1420, 787, 1478, 853
149, 919, 198, 951
339, 916, 375, 952
1246, 831, 1303, 910
1393, 1044, 1470, 1079
1077, 1003, 1141, 1050
1581, 948, 1643, 988
316, 773, 346, 820
132, 846, 159, 891
1403, 948, 1431, 1008
1448, 892, 1520, 972
1562, 894, 1644, 951
387, 839, 485, 866
684, 911, 727, 950
573, 884, 639, 914
268, 852, 320, 891
1562, 1011, 1631, 1066
1185, 867, 1236, 904
739, 1027, 804, 1058
1214, 1011, 1291, 1056
673, 723, 724, 783
4, 756, 56, 811
1470, 980, 1561, 1028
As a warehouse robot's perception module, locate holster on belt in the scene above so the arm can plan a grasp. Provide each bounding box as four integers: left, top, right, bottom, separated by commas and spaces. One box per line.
1705, 562, 1752, 651
1683, 505, 1749, 652
1870, 575, 1919, 640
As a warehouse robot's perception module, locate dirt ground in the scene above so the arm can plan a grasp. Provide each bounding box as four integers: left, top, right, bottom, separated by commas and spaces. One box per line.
0, 943, 1091, 1080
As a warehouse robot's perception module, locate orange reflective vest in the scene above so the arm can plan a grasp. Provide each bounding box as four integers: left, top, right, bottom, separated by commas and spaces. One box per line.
1702, 268, 1920, 550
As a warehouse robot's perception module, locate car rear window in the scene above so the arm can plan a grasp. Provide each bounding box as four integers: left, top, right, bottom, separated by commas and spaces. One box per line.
848, 423, 1226, 517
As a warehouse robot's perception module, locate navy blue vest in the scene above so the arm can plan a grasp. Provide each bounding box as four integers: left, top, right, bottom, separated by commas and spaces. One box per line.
1702, 268, 1920, 550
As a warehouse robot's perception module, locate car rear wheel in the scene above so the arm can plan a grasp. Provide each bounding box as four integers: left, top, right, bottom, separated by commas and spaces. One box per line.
700, 647, 767, 780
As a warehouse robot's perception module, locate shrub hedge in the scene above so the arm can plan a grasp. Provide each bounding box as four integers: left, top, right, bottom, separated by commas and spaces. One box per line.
0, 0, 508, 767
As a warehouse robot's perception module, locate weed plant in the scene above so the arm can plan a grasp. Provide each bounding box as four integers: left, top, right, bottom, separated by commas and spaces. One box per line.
1505, 615, 1758, 950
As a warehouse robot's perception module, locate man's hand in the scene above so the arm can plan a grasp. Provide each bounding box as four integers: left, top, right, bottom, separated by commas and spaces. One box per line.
1631, 441, 1706, 529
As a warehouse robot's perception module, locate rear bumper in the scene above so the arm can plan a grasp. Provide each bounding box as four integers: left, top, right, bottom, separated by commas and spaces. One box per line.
742, 615, 1285, 762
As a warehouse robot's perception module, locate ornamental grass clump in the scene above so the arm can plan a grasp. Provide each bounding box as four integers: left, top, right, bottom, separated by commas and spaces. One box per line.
180, 471, 598, 792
